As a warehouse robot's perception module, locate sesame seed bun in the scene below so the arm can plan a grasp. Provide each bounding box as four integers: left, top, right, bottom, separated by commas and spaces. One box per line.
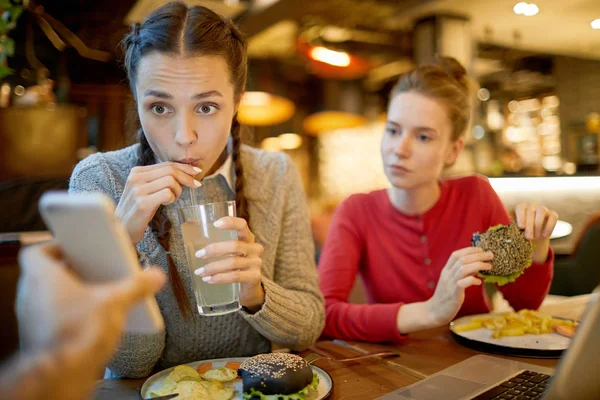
239, 353, 314, 397
472, 223, 533, 286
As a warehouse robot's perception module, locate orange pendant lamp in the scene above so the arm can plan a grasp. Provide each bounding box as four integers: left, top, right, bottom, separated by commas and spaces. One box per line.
297, 37, 371, 80
303, 111, 366, 136
237, 91, 296, 126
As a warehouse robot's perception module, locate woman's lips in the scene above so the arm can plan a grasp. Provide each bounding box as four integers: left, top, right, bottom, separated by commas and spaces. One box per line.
389, 165, 411, 174
177, 158, 201, 165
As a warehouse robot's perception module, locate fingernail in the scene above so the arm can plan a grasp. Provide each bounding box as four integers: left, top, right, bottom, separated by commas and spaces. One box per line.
214, 220, 224, 228
202, 276, 212, 282
195, 249, 206, 258
194, 179, 202, 187
194, 267, 205, 276
193, 167, 202, 173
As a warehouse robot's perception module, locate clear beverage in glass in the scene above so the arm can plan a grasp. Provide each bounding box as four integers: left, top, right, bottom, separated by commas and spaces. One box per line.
178, 200, 241, 316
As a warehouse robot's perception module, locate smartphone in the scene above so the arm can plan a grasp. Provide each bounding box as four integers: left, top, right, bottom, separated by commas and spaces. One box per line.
39, 191, 164, 333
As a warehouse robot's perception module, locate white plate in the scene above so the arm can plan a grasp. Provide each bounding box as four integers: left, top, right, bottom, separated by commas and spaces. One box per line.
450, 313, 575, 358
140, 357, 333, 399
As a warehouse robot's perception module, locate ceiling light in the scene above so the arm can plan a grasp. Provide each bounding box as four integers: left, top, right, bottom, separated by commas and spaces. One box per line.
241, 91, 271, 107
523, 4, 539, 16
310, 46, 351, 67
477, 88, 490, 101
472, 125, 485, 140
514, 2, 539, 16
514, 2, 528, 14
542, 95, 560, 108
261, 137, 281, 152
238, 92, 295, 126
320, 26, 352, 43
592, 19, 600, 30
278, 133, 303, 150
303, 111, 366, 135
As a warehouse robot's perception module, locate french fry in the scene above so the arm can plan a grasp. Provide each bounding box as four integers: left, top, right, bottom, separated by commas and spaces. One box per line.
484, 322, 497, 330
541, 317, 551, 332
551, 319, 575, 327
454, 309, 577, 339
526, 327, 541, 335
453, 321, 483, 332
498, 327, 526, 337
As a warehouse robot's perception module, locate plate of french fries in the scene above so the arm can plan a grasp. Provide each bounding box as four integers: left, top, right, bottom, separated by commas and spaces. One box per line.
449, 309, 579, 357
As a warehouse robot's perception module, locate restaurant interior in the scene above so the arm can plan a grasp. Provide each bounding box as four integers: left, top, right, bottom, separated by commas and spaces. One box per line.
1, 0, 599, 398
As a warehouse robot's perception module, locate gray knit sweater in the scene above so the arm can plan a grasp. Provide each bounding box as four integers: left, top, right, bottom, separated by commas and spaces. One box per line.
69, 144, 325, 378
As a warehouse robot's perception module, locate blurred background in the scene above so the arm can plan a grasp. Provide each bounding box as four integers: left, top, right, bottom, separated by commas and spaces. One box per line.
1, 0, 600, 359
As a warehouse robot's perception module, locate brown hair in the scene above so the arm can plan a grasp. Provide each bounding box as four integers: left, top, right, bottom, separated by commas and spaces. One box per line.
121, 2, 249, 318
390, 56, 476, 141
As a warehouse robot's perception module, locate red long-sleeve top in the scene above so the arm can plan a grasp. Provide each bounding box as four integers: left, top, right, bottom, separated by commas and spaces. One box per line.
318, 176, 554, 343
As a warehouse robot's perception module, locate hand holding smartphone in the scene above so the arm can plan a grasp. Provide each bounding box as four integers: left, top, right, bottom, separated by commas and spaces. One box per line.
39, 191, 164, 333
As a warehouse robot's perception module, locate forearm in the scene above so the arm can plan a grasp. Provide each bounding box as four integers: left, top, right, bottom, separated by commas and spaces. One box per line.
324, 300, 405, 343
396, 300, 440, 334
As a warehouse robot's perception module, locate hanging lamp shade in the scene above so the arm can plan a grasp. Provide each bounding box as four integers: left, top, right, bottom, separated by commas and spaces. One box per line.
303, 111, 366, 136
237, 91, 295, 126
296, 38, 371, 80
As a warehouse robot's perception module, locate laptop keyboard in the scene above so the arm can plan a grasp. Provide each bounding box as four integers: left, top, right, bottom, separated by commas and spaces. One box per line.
472, 370, 552, 400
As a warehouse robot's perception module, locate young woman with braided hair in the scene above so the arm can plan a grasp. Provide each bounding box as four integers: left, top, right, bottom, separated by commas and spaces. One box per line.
69, 2, 324, 378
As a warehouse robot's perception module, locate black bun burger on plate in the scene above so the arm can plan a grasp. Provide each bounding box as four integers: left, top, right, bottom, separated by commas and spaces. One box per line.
239, 353, 319, 399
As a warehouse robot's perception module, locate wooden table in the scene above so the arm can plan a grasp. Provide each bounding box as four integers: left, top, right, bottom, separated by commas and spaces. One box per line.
92, 295, 591, 400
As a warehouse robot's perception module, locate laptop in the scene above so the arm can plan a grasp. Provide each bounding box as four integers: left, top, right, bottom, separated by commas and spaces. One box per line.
377, 287, 600, 400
